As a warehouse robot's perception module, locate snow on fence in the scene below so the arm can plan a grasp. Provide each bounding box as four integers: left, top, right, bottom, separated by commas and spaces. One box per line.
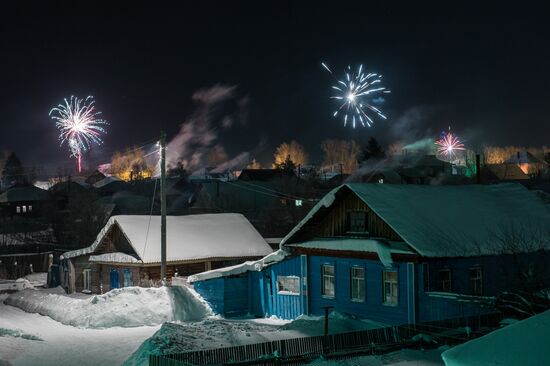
149, 313, 503, 366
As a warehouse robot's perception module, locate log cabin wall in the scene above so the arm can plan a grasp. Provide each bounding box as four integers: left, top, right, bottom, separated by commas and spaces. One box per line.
71, 256, 101, 293
315, 191, 402, 241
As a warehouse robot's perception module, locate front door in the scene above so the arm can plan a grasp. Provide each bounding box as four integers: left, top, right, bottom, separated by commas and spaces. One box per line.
110, 268, 119, 289
123, 268, 132, 287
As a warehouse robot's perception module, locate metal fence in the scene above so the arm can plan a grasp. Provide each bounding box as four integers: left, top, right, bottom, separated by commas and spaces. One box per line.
149, 312, 503, 366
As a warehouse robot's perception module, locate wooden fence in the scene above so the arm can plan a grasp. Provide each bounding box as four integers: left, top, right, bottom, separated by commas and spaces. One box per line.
150, 312, 503, 366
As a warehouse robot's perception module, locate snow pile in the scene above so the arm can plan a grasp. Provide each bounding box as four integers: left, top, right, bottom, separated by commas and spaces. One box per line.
4, 286, 212, 328
124, 318, 284, 366
279, 312, 386, 336
442, 309, 550, 366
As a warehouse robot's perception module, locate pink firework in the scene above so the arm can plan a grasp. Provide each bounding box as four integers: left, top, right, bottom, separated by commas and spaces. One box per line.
435, 131, 465, 160
49, 96, 108, 173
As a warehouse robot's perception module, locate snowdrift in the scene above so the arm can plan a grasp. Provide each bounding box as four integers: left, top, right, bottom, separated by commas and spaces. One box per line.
4, 286, 212, 328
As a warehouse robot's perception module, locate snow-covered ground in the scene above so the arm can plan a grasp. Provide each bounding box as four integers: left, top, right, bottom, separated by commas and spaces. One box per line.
0, 279, 211, 365
0, 277, 446, 366
307, 348, 447, 365
0, 294, 159, 366
126, 312, 407, 365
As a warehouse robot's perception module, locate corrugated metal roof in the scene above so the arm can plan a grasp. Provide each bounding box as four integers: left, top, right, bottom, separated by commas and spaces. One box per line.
283, 183, 550, 258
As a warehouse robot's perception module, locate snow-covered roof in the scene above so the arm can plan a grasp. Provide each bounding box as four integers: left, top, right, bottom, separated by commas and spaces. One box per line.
442, 309, 550, 366
286, 238, 415, 267
93, 176, 123, 188
282, 183, 550, 258
64, 213, 273, 263
188, 249, 288, 283
89, 252, 141, 264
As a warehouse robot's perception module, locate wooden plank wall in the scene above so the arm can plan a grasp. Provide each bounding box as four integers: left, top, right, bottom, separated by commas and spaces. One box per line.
316, 192, 402, 240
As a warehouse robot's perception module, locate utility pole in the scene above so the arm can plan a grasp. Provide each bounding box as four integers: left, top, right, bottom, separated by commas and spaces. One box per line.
160, 131, 167, 285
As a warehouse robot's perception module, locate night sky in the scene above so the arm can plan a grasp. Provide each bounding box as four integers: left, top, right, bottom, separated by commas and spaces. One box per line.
1, 2, 549, 172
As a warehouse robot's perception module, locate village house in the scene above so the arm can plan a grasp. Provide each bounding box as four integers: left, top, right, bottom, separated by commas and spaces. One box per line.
63, 213, 273, 294
0, 185, 49, 216
189, 183, 550, 323
504, 151, 548, 175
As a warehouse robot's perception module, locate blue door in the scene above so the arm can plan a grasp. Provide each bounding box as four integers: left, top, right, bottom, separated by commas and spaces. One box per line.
123, 268, 132, 287
110, 268, 119, 289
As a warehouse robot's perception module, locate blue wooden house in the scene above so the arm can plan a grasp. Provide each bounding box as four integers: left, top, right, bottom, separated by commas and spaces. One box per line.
190, 183, 550, 325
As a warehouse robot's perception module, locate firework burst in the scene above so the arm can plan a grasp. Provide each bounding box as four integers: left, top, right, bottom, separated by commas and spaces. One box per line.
49, 96, 108, 172
322, 62, 390, 128
435, 129, 465, 161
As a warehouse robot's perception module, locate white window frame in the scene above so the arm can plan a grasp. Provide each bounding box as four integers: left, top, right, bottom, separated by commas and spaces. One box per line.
469, 267, 483, 295
383, 270, 398, 306
350, 266, 365, 302
438, 269, 452, 292
28, 205, 33, 212
82, 269, 92, 292
22, 205, 27, 213
16, 206, 21, 213
322, 264, 335, 298
276, 275, 300, 295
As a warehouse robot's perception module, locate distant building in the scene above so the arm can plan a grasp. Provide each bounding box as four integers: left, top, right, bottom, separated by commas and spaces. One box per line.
237, 169, 298, 182
85, 170, 107, 185
191, 183, 550, 323
504, 151, 547, 175
63, 213, 273, 294
0, 185, 49, 216
481, 163, 530, 183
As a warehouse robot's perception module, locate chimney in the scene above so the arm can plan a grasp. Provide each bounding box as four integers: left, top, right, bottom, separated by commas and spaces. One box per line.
475, 154, 481, 184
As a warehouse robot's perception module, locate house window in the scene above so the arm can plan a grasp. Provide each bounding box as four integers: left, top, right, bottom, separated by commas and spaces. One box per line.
422, 263, 430, 292
123, 268, 133, 287
350, 267, 365, 302
383, 270, 398, 306
469, 267, 483, 295
82, 269, 92, 292
322, 264, 335, 298
22, 205, 27, 213
16, 206, 21, 213
28, 205, 32, 212
438, 269, 452, 292
346, 211, 367, 233
276, 276, 300, 295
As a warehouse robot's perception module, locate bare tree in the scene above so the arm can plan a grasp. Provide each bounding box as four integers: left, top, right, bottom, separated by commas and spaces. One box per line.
273, 141, 308, 167
111, 147, 153, 181
247, 159, 261, 169
320, 139, 361, 174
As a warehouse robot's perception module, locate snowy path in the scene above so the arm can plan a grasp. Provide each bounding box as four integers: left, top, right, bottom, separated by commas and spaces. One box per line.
0, 300, 159, 366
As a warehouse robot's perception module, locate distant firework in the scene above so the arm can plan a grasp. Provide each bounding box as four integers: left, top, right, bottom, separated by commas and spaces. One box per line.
322, 62, 390, 128
435, 130, 465, 161
49, 96, 108, 173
